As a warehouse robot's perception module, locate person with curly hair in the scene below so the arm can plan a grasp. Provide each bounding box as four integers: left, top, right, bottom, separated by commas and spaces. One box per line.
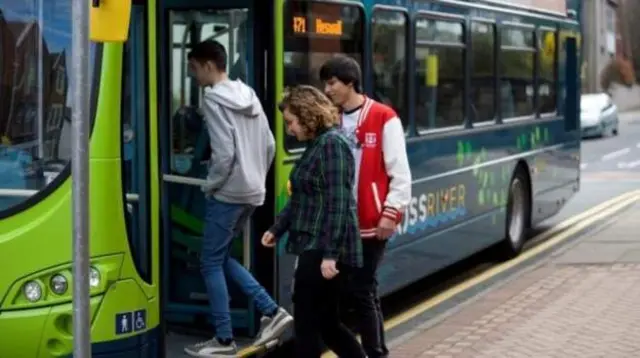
261, 85, 366, 358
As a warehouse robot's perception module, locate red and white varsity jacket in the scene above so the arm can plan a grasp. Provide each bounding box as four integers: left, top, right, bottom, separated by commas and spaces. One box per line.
349, 97, 412, 239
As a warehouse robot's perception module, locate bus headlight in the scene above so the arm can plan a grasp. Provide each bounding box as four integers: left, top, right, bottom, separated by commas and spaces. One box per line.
89, 267, 101, 288
23, 281, 43, 302
50, 274, 68, 295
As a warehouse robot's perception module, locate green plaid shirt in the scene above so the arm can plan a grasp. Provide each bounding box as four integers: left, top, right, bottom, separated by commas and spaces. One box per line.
270, 128, 363, 268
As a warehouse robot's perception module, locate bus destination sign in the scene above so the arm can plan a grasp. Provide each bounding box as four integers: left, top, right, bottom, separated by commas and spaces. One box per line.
292, 15, 344, 37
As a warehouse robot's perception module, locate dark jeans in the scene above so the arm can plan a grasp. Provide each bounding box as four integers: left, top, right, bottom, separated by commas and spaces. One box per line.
343, 240, 389, 358
292, 250, 366, 358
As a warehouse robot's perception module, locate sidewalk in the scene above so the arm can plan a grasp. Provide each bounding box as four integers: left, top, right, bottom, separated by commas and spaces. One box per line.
389, 202, 640, 358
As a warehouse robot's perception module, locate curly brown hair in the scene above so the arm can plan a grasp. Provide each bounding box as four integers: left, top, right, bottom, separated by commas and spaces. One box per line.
278, 85, 339, 138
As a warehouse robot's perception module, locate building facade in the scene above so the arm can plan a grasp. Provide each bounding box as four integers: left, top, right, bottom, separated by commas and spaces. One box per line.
582, 0, 620, 92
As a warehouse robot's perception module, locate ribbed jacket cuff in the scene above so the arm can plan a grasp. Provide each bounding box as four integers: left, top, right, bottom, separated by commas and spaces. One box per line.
382, 206, 403, 223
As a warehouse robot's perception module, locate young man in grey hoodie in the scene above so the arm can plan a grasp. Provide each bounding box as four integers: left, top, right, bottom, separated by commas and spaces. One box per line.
183, 40, 293, 358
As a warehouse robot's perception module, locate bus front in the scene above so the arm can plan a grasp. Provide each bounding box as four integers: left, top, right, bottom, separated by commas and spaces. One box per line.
0, 1, 156, 357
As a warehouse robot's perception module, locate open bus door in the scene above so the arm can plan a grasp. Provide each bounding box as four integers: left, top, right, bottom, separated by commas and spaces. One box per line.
157, 0, 277, 355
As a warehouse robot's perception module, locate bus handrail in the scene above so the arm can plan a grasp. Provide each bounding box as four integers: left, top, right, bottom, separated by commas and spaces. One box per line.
0, 189, 140, 203
0, 176, 209, 199
163, 174, 208, 186
0, 189, 38, 198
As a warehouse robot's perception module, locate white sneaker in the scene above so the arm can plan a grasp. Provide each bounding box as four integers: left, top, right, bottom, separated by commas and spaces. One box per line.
184, 338, 238, 358
252, 307, 294, 347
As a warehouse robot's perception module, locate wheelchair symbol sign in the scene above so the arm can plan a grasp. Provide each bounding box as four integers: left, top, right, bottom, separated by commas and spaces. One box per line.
133, 309, 146, 332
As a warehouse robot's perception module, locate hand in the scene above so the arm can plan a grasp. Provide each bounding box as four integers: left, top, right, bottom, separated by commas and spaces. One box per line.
321, 259, 339, 280
261, 231, 276, 248
376, 216, 396, 240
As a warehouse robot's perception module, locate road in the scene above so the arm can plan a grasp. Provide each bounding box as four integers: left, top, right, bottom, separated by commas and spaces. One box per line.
543, 114, 640, 226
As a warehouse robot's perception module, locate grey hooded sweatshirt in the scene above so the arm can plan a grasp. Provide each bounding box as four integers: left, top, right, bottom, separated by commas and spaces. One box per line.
200, 79, 275, 206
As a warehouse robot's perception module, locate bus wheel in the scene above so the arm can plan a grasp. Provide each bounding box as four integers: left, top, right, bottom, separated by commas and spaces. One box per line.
496, 167, 530, 260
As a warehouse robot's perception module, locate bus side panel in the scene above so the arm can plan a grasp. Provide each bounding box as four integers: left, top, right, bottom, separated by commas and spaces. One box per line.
379, 118, 579, 295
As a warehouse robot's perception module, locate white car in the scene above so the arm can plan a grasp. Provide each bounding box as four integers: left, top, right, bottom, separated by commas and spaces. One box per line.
580, 93, 619, 138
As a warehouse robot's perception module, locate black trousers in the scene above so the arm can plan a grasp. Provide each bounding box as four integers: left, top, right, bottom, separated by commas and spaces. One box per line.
343, 240, 389, 358
292, 250, 366, 358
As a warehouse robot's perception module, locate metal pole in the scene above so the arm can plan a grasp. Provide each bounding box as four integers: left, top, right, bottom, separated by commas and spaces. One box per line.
37, 0, 44, 160
71, 0, 91, 356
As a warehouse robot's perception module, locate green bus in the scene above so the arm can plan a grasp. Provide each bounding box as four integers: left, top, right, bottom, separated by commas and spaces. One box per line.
0, 0, 581, 357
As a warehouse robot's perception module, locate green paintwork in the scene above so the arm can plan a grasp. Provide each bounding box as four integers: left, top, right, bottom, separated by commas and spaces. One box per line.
273, 0, 296, 256
457, 125, 553, 217
0, 41, 159, 357
0, 0, 288, 355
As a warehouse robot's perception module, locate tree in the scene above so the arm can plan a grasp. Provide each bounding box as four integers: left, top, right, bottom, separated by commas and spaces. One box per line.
623, 0, 640, 81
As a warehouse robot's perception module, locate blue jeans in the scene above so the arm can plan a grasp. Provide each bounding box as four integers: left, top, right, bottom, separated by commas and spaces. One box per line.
201, 197, 278, 340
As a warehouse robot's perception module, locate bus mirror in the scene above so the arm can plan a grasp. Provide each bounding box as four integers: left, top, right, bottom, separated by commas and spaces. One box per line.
90, 0, 132, 43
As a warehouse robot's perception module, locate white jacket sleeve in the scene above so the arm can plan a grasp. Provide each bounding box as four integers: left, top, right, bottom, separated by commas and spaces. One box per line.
381, 117, 412, 223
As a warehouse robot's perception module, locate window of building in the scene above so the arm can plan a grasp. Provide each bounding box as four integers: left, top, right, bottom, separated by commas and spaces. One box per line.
606, 6, 615, 32
283, 1, 365, 150
0, 0, 97, 215
372, 9, 408, 129
500, 26, 535, 119
470, 21, 496, 123
55, 69, 65, 95
539, 29, 557, 114
414, 17, 465, 131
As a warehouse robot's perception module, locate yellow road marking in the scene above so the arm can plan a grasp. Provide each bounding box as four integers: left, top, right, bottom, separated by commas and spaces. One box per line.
320, 189, 640, 358
238, 341, 273, 357
384, 191, 640, 330
521, 189, 640, 245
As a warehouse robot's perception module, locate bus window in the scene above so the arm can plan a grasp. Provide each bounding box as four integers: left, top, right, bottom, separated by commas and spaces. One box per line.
539, 28, 557, 114
372, 9, 408, 131
558, 33, 567, 115
500, 26, 535, 119
283, 1, 364, 150
169, 9, 249, 172
0, 0, 97, 214
470, 21, 496, 123
414, 17, 465, 131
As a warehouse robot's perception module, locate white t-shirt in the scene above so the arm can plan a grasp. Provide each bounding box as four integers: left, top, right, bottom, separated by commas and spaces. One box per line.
339, 107, 363, 202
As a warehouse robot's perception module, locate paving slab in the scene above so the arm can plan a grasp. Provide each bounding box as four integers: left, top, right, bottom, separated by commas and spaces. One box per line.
390, 203, 640, 358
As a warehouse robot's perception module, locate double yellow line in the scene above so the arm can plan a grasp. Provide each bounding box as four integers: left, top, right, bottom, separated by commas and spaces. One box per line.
320, 189, 640, 358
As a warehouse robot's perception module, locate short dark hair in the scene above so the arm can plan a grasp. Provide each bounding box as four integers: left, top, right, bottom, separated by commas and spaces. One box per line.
187, 39, 227, 71
319, 55, 362, 93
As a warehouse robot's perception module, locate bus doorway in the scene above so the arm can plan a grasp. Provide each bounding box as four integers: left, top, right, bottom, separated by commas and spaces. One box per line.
157, 1, 276, 354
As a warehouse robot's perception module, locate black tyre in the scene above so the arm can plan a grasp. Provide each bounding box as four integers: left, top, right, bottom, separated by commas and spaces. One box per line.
496, 167, 530, 260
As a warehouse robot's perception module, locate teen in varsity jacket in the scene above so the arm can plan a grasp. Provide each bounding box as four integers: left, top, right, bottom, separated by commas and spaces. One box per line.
320, 55, 412, 358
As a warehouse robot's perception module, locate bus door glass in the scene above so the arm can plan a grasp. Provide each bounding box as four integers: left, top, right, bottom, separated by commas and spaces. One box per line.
163, 6, 255, 332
